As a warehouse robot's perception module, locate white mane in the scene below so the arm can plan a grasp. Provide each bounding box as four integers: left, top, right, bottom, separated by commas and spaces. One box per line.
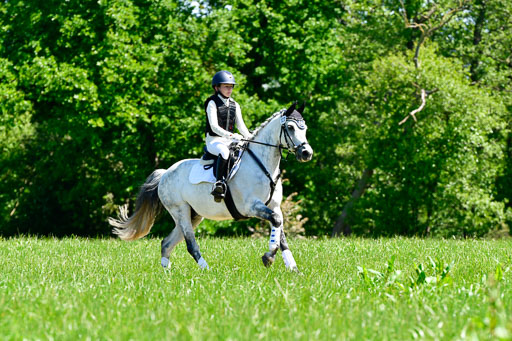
250, 110, 283, 139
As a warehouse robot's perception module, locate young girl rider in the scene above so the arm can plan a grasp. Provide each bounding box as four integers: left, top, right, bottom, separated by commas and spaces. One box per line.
204, 70, 252, 202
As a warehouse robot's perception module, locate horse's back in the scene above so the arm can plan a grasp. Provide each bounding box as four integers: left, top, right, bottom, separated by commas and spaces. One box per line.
158, 158, 198, 202
157, 158, 234, 220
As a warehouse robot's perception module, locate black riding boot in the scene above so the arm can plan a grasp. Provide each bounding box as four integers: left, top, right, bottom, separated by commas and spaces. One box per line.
211, 157, 228, 202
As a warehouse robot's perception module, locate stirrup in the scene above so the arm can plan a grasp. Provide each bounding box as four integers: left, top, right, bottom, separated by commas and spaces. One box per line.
211, 181, 227, 202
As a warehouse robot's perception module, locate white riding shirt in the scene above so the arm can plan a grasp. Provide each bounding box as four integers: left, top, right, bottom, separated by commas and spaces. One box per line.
205, 94, 251, 156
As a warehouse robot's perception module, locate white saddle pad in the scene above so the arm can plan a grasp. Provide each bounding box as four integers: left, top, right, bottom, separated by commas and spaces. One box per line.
189, 161, 240, 184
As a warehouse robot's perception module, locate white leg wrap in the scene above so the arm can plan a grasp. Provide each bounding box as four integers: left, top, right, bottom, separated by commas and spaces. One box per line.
197, 257, 209, 270
269, 226, 281, 252
282, 250, 297, 270
161, 257, 170, 268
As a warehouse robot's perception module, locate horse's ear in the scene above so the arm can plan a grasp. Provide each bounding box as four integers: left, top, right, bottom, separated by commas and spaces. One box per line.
285, 101, 297, 116
298, 101, 306, 114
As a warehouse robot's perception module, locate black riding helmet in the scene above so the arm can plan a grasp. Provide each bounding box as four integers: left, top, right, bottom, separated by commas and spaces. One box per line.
212, 70, 236, 89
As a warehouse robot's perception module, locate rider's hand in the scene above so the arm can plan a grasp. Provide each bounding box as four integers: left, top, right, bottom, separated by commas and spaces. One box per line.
232, 133, 243, 141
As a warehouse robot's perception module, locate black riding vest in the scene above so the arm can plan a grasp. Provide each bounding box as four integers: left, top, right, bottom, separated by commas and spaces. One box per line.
204, 94, 237, 137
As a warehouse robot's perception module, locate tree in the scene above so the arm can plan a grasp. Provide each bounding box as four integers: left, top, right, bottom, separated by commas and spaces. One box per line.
1, 0, 510, 237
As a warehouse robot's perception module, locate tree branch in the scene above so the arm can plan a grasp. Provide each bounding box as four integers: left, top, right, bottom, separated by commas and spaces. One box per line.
399, 87, 439, 125
399, 89, 425, 125
400, 0, 469, 68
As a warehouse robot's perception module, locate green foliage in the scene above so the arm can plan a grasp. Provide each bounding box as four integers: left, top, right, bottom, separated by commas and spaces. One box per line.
0, 59, 35, 230
357, 255, 453, 296
0, 0, 511, 236
342, 46, 511, 237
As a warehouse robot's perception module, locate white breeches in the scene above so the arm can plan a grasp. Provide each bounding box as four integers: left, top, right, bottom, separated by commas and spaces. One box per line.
206, 139, 230, 160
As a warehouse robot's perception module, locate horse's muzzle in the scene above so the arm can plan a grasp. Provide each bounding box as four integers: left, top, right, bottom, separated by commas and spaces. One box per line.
296, 143, 313, 162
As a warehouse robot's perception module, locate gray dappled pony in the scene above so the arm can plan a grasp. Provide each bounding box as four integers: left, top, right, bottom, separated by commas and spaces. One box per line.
109, 102, 313, 271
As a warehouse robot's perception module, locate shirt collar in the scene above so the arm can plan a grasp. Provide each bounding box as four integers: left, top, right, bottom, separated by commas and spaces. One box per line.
217, 93, 230, 104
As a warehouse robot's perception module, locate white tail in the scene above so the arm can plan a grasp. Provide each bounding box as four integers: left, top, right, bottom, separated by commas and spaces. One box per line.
109, 169, 165, 241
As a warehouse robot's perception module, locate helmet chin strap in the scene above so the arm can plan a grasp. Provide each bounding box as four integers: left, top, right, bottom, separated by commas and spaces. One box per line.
216, 90, 230, 99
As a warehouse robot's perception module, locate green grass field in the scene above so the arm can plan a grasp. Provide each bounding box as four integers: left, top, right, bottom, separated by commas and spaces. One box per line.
1, 236, 511, 340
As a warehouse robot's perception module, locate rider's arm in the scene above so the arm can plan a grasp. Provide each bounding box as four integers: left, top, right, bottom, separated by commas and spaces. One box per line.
234, 103, 251, 138
206, 100, 235, 139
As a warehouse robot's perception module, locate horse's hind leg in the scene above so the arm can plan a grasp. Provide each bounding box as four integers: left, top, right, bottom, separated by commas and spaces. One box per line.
160, 227, 183, 268
167, 204, 209, 270
161, 213, 203, 268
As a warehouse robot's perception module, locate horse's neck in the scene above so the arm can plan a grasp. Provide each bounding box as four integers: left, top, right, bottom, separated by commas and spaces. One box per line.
248, 117, 282, 176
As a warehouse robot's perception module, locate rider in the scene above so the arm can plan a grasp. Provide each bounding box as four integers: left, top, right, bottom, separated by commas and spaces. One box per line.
204, 70, 252, 202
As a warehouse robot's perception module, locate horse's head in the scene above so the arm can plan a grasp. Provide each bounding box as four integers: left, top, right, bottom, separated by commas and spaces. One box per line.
281, 102, 313, 162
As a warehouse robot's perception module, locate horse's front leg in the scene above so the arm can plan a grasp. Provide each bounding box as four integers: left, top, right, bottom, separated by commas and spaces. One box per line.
251, 200, 299, 271
280, 229, 299, 272
262, 205, 283, 267
249, 200, 283, 267
250, 199, 283, 227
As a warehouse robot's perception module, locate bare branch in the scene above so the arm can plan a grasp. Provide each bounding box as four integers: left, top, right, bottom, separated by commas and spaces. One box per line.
399, 89, 426, 125
416, 5, 438, 24
400, 0, 469, 69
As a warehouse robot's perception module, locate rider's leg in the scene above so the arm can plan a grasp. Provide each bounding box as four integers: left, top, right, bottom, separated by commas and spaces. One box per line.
211, 156, 228, 201
207, 141, 230, 201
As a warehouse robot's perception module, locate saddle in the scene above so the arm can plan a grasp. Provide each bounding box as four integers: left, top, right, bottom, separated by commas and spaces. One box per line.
200, 142, 245, 180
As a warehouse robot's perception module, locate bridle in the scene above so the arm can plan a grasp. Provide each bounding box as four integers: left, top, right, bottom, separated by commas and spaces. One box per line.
279, 115, 308, 154
242, 112, 308, 155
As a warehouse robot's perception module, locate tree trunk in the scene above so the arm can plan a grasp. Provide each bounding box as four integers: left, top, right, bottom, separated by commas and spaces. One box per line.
332, 168, 373, 237
470, 0, 486, 82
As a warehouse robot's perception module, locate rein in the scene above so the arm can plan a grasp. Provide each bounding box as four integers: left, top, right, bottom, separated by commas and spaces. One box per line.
245, 148, 281, 206
241, 139, 280, 148
241, 115, 305, 153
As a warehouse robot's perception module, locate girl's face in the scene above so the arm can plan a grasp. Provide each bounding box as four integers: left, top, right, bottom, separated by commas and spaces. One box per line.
217, 84, 234, 98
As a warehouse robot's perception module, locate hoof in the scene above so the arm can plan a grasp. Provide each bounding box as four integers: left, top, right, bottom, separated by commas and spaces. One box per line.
197, 257, 210, 270
161, 257, 170, 268
289, 266, 302, 275
262, 252, 275, 267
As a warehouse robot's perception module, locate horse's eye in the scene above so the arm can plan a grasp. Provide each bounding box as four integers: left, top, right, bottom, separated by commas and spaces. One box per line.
287, 125, 295, 131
